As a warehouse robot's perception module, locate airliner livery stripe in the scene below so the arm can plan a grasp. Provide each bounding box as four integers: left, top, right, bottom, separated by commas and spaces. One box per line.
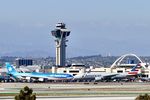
48, 74, 71, 78
128, 72, 138, 75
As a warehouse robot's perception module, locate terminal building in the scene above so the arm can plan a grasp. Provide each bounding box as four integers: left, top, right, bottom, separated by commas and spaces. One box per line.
51, 53, 150, 79
52, 63, 86, 76
16, 58, 33, 67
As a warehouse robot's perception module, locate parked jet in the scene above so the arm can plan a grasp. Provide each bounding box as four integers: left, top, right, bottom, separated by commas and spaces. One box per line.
73, 64, 141, 82
73, 72, 118, 82
110, 65, 140, 80
5, 62, 73, 82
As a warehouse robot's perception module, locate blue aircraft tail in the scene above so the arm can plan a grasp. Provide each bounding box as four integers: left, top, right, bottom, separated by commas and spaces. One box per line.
130, 63, 141, 72
5, 62, 17, 74
131, 66, 138, 71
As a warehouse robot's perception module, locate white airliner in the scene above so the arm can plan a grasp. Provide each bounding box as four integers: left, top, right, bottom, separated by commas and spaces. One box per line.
5, 62, 73, 82
73, 64, 141, 81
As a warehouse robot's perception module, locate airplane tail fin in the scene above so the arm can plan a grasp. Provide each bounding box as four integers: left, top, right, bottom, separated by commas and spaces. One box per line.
128, 63, 142, 75
5, 62, 17, 74
131, 63, 142, 72
131, 66, 138, 72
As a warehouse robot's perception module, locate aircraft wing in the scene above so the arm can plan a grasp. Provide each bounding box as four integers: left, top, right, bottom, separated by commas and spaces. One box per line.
95, 73, 119, 81
111, 72, 138, 79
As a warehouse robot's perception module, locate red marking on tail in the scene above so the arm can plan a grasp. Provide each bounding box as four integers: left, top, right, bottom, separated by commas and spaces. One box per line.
128, 71, 138, 75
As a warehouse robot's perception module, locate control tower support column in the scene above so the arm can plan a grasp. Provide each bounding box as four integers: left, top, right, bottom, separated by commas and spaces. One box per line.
51, 23, 70, 67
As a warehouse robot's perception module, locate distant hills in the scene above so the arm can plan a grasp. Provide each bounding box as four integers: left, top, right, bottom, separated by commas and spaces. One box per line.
1, 54, 150, 67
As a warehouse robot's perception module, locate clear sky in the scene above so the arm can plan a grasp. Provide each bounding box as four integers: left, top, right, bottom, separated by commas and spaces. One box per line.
0, 0, 150, 57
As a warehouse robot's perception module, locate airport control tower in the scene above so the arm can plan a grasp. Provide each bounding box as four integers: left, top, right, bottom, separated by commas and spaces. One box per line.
51, 23, 70, 67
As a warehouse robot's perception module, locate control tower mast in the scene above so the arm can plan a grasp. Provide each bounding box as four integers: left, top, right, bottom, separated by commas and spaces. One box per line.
51, 23, 70, 67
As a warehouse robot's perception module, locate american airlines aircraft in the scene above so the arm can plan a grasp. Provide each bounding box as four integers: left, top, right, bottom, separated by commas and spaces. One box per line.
73, 64, 141, 82
5, 63, 73, 82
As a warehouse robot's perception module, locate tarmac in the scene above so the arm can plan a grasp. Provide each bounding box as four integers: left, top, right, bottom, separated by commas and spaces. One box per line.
0, 82, 149, 99
0, 96, 136, 100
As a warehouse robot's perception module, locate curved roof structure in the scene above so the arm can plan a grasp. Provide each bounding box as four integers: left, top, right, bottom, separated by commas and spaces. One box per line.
110, 53, 144, 68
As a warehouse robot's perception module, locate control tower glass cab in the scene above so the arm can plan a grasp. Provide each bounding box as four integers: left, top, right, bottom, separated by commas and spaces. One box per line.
51, 23, 70, 67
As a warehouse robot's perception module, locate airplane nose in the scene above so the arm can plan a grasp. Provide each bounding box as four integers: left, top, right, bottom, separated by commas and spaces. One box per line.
73, 75, 82, 79
70, 75, 73, 77
68, 74, 73, 78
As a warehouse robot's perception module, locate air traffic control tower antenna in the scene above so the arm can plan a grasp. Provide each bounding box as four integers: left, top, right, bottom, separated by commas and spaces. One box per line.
51, 23, 70, 67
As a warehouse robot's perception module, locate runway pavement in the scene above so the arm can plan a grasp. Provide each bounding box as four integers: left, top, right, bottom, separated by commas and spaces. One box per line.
0, 82, 149, 98
37, 97, 136, 100
0, 96, 136, 100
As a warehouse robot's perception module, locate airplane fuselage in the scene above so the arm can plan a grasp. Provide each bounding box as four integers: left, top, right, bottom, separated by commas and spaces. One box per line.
11, 72, 73, 80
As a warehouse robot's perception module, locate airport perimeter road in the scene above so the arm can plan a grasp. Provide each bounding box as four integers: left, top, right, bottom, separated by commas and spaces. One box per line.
0, 96, 136, 100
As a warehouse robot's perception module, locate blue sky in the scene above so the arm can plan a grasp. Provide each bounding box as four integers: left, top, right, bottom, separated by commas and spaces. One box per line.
0, 0, 150, 57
